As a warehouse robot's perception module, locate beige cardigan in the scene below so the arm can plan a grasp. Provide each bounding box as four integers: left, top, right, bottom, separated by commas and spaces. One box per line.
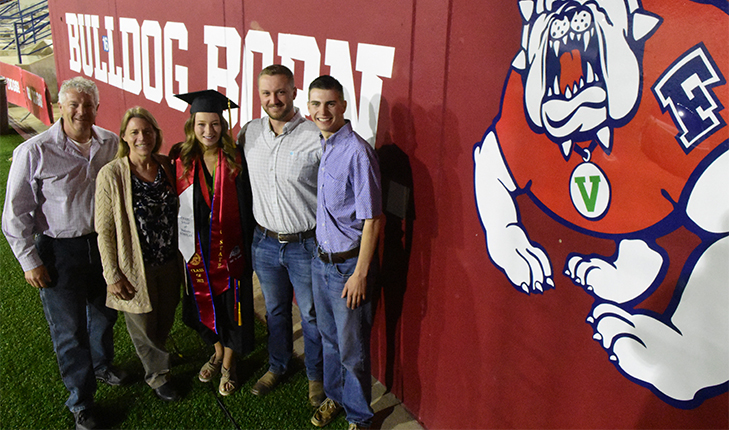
95, 154, 176, 313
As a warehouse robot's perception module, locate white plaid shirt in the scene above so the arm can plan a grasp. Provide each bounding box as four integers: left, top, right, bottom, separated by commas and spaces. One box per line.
240, 109, 321, 234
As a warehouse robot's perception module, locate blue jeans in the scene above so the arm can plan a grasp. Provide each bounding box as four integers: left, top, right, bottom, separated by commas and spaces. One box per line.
252, 228, 323, 380
312, 256, 374, 427
36, 235, 117, 412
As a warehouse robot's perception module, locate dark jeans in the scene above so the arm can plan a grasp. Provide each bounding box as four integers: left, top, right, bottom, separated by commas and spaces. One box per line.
36, 234, 117, 412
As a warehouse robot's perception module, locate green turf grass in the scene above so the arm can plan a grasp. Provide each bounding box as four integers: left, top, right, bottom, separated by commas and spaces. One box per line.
0, 131, 349, 429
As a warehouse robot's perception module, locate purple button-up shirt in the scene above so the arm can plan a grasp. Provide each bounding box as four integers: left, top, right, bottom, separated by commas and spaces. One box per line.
316, 122, 382, 253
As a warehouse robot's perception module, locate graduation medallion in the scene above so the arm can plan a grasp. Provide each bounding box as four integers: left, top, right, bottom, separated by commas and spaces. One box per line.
569, 148, 610, 220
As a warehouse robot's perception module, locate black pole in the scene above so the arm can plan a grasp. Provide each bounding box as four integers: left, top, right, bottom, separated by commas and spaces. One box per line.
14, 22, 22, 64
0, 77, 9, 135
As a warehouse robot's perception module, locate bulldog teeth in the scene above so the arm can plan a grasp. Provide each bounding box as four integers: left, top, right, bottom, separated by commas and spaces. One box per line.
586, 62, 595, 83
554, 76, 560, 95
583, 30, 590, 50
565, 85, 572, 99
553, 39, 560, 57
561, 140, 573, 157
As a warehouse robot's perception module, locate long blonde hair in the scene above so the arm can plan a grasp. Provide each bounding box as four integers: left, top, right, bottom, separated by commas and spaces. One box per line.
176, 112, 240, 179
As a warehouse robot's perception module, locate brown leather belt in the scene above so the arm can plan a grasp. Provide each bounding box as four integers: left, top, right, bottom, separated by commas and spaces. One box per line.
257, 224, 315, 243
317, 247, 360, 264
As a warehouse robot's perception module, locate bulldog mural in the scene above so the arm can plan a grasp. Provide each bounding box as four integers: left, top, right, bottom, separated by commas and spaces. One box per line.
473, 0, 728, 407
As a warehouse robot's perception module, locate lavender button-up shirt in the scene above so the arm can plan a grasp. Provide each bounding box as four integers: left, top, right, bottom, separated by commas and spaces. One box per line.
316, 121, 382, 254
2, 120, 119, 271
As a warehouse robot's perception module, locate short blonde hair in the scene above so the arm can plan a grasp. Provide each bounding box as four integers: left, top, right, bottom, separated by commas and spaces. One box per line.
258, 64, 295, 88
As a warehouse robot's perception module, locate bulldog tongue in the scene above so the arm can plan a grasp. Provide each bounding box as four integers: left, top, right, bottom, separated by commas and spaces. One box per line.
560, 49, 583, 94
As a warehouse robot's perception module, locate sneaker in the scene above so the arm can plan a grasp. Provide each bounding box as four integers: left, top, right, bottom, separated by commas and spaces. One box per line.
250, 371, 282, 396
94, 366, 128, 386
73, 408, 99, 430
311, 398, 343, 427
308, 380, 325, 407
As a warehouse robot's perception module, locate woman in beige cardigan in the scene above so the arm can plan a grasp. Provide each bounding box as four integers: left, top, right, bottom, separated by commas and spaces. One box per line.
95, 107, 182, 402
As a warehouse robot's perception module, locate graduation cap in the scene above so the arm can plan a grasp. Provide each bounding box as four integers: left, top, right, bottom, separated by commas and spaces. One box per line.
174, 89, 238, 115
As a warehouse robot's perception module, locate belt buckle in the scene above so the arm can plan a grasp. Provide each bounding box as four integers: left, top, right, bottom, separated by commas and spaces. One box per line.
277, 233, 286, 243
316, 247, 328, 263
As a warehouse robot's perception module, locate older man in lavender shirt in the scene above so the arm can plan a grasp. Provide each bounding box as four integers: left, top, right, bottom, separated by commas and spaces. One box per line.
306, 75, 383, 430
2, 77, 123, 430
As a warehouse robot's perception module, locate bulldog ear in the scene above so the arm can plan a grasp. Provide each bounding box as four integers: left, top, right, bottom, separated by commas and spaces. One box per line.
519, 0, 534, 22
512, 50, 527, 71
534, 0, 546, 15
632, 11, 661, 42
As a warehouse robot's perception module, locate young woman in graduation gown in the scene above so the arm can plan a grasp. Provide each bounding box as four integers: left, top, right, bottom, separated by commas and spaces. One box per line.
173, 91, 255, 396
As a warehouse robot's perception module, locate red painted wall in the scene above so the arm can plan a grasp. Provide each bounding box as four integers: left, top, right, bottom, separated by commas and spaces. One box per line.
48, 1, 728, 428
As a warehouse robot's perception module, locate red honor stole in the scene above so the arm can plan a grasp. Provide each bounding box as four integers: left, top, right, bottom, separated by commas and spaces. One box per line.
176, 149, 245, 333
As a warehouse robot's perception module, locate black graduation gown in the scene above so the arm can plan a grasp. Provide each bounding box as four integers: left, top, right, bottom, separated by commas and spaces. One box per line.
179, 150, 255, 356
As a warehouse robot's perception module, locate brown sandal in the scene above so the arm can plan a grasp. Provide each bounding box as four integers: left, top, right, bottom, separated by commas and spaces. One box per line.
198, 353, 222, 383
219, 365, 237, 396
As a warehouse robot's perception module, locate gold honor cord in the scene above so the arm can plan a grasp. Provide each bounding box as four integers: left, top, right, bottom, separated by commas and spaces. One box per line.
227, 99, 235, 141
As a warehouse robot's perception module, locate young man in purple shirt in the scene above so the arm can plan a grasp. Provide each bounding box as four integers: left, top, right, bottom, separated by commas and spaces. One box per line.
307, 75, 383, 430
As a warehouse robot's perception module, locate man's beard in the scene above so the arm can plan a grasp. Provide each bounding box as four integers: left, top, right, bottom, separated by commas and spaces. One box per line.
264, 104, 292, 120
